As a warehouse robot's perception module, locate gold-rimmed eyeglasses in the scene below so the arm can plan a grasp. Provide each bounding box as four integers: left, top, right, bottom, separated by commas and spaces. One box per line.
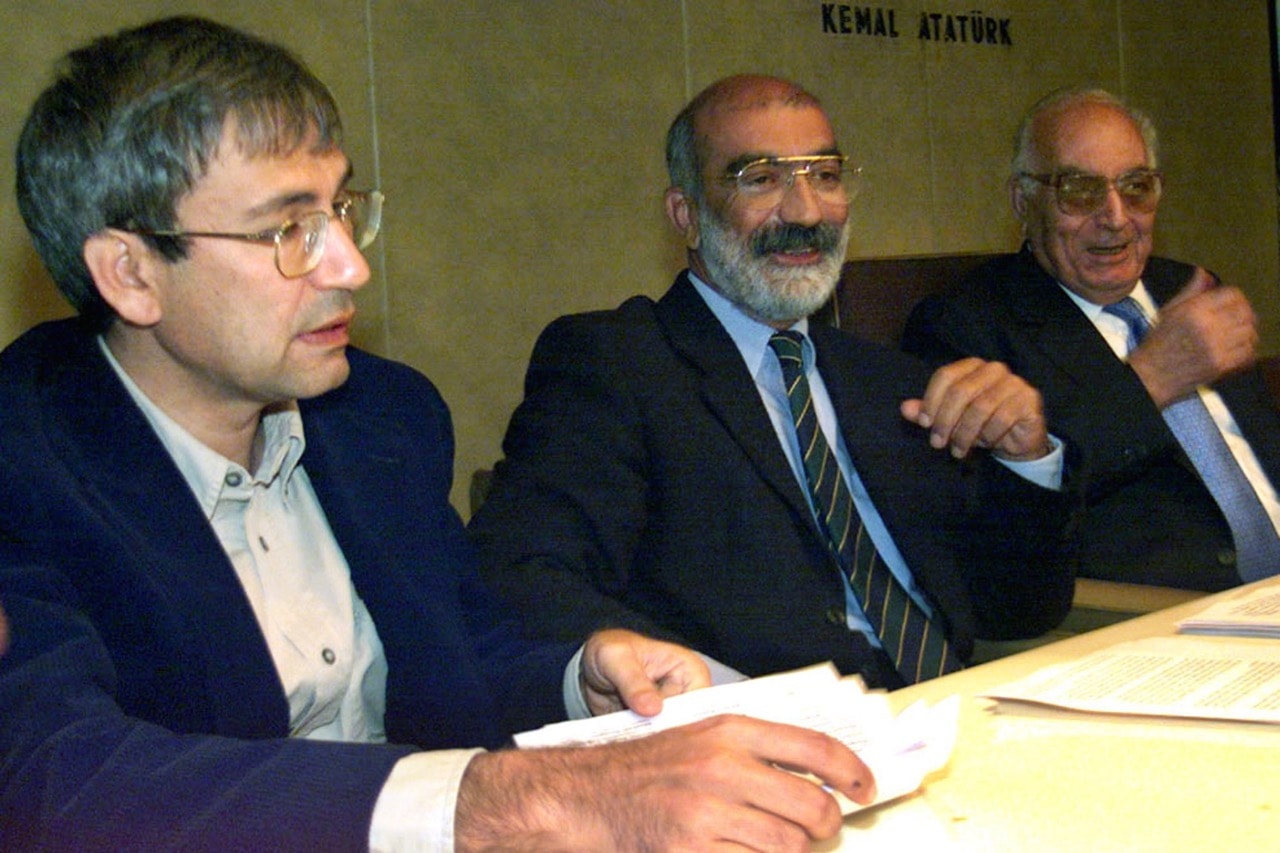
720, 155, 860, 211
1018, 169, 1162, 217
130, 189, 384, 279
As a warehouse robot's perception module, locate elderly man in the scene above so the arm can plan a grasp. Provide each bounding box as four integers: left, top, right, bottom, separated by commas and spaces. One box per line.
904, 87, 1280, 590
471, 74, 1080, 690
0, 20, 877, 851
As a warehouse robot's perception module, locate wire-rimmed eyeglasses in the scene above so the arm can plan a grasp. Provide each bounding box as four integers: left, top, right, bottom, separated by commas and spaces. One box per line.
129, 189, 384, 279
1018, 169, 1162, 217
720, 156, 861, 211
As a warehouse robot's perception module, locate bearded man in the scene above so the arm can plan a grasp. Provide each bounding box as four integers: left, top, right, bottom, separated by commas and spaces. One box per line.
469, 75, 1082, 689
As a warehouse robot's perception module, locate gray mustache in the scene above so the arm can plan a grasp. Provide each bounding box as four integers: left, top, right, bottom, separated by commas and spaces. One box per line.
750, 223, 843, 257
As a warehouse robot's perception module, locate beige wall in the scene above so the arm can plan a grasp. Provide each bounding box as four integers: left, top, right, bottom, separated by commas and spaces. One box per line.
2, 1, 1277, 515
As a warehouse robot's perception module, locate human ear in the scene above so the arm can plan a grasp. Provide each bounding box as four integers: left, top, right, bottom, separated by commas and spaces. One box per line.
82, 230, 164, 327
663, 187, 700, 250
1008, 176, 1029, 221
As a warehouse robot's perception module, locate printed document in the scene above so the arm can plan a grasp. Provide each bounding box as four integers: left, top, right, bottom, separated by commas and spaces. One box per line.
515, 663, 959, 814
983, 636, 1280, 724
1177, 584, 1280, 637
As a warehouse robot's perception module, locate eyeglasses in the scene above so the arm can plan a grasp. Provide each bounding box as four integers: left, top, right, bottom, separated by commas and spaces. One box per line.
720, 156, 861, 211
1019, 169, 1162, 217
131, 189, 384, 279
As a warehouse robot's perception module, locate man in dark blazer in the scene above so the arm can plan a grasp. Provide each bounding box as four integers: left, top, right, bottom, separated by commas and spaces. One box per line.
904, 87, 1280, 591
470, 75, 1081, 690
0, 19, 874, 850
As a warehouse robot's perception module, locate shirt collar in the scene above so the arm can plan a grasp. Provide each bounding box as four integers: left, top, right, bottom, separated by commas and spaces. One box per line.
96, 336, 306, 519
688, 271, 813, 376
1059, 278, 1157, 321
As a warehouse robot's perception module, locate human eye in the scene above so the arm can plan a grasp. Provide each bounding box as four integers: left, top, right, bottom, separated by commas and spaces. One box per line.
1056, 173, 1104, 202
809, 160, 845, 189
1118, 171, 1158, 196
277, 216, 323, 256
736, 163, 782, 192
331, 192, 355, 222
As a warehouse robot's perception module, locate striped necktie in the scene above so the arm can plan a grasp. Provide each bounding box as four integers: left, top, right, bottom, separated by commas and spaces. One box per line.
769, 331, 962, 683
1104, 296, 1280, 581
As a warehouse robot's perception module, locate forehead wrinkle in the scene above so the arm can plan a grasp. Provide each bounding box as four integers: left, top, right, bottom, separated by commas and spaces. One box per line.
238, 159, 353, 221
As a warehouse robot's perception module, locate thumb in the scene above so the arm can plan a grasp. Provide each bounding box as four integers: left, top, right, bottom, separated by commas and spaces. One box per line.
1163, 266, 1218, 310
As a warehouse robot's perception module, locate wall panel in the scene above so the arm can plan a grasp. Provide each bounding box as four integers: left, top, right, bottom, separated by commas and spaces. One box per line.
1, 1, 1275, 515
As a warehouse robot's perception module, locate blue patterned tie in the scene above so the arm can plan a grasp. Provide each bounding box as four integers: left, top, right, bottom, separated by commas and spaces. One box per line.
1104, 297, 1280, 581
769, 331, 962, 683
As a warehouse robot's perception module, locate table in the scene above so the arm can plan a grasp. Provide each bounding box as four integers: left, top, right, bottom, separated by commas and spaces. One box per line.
829, 577, 1280, 851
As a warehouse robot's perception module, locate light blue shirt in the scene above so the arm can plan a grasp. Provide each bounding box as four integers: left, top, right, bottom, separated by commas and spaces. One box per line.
689, 275, 1063, 643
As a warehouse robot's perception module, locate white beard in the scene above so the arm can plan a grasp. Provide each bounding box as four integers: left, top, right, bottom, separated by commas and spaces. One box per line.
696, 209, 849, 325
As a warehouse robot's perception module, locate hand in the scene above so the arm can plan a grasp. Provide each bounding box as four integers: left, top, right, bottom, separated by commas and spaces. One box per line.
1127, 267, 1258, 408
580, 629, 711, 717
900, 357, 1050, 461
455, 714, 876, 852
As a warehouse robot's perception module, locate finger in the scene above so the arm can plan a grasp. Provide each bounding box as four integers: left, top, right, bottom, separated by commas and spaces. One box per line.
979, 386, 1047, 459
899, 397, 927, 427
637, 640, 712, 698
912, 358, 984, 449
1164, 265, 1218, 310
727, 717, 877, 807
583, 631, 711, 716
581, 631, 660, 716
925, 361, 1012, 456
916, 357, 983, 422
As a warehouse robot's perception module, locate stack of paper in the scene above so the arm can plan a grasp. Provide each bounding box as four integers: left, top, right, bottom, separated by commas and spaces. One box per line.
1176, 585, 1280, 637
982, 636, 1280, 725
515, 663, 959, 814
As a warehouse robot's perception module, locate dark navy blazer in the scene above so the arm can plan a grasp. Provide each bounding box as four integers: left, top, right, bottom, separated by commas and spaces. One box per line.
0, 318, 574, 850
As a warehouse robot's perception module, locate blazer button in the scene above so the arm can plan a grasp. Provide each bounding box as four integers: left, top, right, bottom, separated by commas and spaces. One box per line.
824, 606, 845, 626
1217, 549, 1237, 567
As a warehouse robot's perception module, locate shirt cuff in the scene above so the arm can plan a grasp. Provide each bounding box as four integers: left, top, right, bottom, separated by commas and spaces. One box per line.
368, 748, 483, 852
562, 645, 592, 720
994, 433, 1064, 490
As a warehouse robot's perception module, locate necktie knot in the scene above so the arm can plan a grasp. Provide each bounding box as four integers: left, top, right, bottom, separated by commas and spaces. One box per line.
768, 331, 805, 372
1102, 296, 1150, 352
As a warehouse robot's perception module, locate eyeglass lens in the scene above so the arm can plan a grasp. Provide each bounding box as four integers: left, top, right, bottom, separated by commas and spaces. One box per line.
733, 158, 857, 210
277, 191, 383, 278
1054, 171, 1161, 216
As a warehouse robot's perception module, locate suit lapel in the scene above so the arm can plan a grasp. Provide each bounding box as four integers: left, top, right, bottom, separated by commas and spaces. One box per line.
654, 275, 817, 525
994, 250, 1149, 395
43, 328, 289, 736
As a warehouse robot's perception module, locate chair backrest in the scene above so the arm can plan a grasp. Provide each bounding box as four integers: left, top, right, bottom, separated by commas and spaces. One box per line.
812, 252, 1003, 346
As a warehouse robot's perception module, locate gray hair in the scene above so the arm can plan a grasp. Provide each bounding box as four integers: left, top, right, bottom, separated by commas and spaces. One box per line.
665, 74, 823, 202
1011, 87, 1159, 188
16, 16, 343, 329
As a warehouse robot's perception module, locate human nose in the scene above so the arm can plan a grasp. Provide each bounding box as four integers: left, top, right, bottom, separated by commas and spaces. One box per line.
313, 219, 371, 291
1094, 182, 1129, 226
777, 169, 825, 226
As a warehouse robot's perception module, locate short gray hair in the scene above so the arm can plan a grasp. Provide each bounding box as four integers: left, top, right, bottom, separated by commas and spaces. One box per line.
17, 16, 343, 329
1011, 87, 1159, 189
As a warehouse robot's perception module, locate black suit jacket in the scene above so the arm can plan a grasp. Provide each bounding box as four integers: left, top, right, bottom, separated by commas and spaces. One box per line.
903, 249, 1280, 590
470, 273, 1080, 688
0, 319, 574, 850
